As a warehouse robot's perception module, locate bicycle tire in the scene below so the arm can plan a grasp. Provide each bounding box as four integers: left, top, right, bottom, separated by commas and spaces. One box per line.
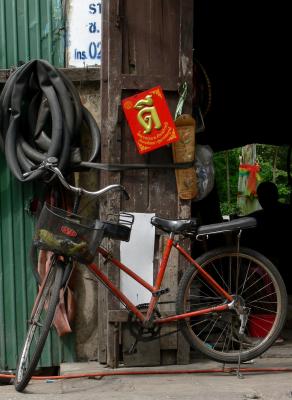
176, 246, 287, 363
14, 260, 64, 392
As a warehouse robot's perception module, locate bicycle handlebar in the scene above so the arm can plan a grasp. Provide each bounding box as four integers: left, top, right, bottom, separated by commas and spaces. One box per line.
23, 158, 130, 200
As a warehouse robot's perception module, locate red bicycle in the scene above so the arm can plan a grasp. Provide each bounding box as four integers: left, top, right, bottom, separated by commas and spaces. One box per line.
14, 158, 288, 392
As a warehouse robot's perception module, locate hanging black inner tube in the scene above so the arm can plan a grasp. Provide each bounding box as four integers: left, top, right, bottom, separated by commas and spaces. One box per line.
1, 59, 198, 181
0, 59, 101, 182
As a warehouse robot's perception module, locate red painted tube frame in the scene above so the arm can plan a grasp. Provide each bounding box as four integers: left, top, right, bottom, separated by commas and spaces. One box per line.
92, 241, 233, 325
174, 242, 234, 302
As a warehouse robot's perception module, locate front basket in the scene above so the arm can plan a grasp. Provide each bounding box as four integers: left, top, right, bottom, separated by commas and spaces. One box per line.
34, 203, 104, 263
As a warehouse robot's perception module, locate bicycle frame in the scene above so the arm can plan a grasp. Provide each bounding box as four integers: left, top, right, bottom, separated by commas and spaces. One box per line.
86, 234, 234, 326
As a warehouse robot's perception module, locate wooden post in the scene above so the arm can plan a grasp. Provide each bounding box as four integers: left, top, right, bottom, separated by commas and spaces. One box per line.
175, 0, 194, 364
99, 0, 194, 367
99, 0, 123, 365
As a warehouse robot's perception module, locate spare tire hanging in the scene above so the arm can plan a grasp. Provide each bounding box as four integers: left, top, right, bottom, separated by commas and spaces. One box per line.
0, 59, 101, 182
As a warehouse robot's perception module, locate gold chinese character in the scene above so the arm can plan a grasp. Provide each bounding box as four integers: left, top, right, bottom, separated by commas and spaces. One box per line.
134, 95, 162, 134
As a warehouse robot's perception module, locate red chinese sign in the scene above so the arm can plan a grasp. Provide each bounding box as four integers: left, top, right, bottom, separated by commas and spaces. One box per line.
122, 86, 179, 154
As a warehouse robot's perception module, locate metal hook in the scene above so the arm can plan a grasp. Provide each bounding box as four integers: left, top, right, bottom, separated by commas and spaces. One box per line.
175, 82, 188, 120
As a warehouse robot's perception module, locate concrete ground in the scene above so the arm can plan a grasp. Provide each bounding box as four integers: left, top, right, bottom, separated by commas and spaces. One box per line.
1, 325, 292, 400
1, 353, 292, 400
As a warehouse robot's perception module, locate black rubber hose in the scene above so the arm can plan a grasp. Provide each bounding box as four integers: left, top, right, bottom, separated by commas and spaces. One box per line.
57, 69, 83, 137
5, 63, 63, 181
82, 106, 101, 162
37, 61, 76, 139
0, 62, 30, 146
0, 59, 101, 182
17, 142, 35, 171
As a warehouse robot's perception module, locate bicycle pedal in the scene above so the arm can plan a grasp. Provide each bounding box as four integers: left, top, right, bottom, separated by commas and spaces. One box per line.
124, 348, 137, 356
126, 340, 138, 355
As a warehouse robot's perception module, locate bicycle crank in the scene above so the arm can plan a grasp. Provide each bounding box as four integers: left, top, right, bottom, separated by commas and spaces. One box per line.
128, 304, 161, 342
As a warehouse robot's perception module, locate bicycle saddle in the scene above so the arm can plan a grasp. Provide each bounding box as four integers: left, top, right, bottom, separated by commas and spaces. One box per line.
151, 216, 198, 234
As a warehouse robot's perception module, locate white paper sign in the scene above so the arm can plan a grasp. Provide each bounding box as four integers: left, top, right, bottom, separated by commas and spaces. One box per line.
120, 213, 155, 305
66, 1, 102, 67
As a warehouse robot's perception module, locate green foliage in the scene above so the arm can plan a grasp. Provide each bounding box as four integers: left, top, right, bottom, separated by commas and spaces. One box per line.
220, 202, 240, 217
213, 144, 291, 215
213, 148, 241, 213
257, 145, 290, 203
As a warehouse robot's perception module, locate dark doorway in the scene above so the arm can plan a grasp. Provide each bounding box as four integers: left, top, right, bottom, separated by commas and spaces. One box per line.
194, 1, 290, 151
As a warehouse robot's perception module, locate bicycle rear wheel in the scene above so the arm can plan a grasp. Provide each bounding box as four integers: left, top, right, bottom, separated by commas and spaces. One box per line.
14, 260, 64, 392
176, 246, 287, 363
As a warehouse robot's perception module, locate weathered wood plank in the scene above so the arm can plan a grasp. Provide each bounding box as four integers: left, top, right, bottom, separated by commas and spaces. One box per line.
98, 0, 193, 367
107, 322, 120, 368
175, 0, 194, 364
121, 106, 149, 213
159, 236, 178, 351
120, 0, 193, 365
122, 324, 161, 367
123, 0, 179, 79
1, 68, 179, 89
100, 0, 124, 367
148, 94, 178, 218
178, 0, 194, 100
59, 67, 100, 82
0, 67, 100, 83
108, 309, 129, 323
121, 74, 178, 91
98, 0, 111, 365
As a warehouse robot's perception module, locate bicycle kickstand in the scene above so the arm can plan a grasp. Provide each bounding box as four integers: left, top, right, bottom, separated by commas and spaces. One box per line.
236, 310, 249, 379
236, 339, 244, 379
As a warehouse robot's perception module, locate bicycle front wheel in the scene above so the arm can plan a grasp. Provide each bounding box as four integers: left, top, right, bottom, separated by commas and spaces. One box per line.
176, 246, 287, 363
14, 260, 64, 392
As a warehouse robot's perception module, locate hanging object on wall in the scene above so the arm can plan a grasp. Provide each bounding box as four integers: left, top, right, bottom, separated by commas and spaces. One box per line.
122, 86, 179, 154
192, 144, 215, 202
0, 60, 101, 182
172, 114, 197, 200
172, 83, 197, 200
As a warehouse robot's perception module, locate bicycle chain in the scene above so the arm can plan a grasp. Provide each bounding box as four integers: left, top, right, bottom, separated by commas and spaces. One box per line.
128, 302, 183, 342
82, 284, 184, 342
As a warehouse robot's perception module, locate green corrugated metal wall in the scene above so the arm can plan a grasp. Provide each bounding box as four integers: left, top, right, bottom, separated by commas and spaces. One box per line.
0, 0, 64, 68
0, 0, 75, 370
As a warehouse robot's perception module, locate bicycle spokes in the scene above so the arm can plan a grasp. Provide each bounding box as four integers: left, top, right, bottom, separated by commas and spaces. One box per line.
177, 248, 285, 362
